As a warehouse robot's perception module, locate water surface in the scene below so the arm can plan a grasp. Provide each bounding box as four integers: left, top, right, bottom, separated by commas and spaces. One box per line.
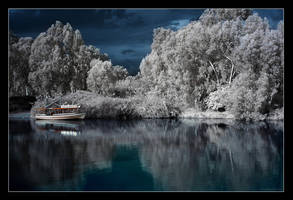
9, 117, 283, 191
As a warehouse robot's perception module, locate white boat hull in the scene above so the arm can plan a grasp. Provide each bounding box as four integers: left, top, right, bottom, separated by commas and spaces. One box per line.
34, 113, 86, 120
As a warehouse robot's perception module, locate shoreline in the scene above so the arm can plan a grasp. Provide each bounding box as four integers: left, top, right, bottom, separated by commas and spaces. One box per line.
8, 110, 283, 121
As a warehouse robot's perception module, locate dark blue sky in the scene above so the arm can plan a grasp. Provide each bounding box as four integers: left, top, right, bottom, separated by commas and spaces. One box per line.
8, 8, 283, 75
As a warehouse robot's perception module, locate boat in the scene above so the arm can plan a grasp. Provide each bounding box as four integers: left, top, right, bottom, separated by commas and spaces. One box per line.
33, 104, 86, 120
35, 112, 85, 120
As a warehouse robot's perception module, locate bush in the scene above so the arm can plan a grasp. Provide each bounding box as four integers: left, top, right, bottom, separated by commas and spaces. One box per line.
205, 85, 232, 111
133, 93, 180, 118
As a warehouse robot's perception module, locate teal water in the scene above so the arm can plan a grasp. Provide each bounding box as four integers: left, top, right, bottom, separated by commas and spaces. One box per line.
9, 118, 283, 191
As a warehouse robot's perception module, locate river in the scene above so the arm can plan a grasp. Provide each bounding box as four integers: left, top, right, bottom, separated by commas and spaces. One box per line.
9, 116, 283, 191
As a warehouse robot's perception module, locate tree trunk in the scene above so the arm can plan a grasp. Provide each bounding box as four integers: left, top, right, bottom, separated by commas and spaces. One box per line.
208, 60, 219, 86
224, 55, 234, 85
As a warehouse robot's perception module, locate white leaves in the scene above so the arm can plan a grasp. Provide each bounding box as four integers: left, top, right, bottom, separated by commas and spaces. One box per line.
86, 59, 129, 96
26, 20, 109, 96
200, 9, 253, 27
137, 8, 283, 117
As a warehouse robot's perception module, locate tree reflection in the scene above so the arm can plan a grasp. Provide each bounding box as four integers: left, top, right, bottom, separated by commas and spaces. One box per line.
9, 119, 283, 191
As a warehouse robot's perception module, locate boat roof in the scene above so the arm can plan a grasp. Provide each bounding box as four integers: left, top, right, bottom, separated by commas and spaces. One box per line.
61, 105, 80, 108
35, 106, 80, 111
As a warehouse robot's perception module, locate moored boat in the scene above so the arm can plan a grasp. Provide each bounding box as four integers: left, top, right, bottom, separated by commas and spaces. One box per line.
33, 104, 86, 120
35, 112, 86, 120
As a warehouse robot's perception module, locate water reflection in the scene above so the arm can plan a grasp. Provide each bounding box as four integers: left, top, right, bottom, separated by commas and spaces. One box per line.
34, 120, 82, 136
9, 118, 283, 191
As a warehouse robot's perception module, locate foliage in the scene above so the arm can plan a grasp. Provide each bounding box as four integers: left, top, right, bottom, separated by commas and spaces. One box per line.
86, 59, 129, 97
139, 9, 283, 120
10, 21, 109, 97
9, 34, 33, 96
11, 9, 284, 121
205, 85, 231, 111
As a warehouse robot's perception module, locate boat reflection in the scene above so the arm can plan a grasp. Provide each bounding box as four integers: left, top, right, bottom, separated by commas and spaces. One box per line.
32, 120, 83, 136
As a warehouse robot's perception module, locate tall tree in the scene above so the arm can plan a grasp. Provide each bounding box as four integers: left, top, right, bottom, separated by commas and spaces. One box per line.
28, 21, 109, 97
139, 8, 283, 116
9, 34, 33, 96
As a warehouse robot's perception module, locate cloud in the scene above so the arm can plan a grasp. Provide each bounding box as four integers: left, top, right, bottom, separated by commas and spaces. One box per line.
166, 19, 190, 30
121, 49, 136, 55
103, 10, 145, 28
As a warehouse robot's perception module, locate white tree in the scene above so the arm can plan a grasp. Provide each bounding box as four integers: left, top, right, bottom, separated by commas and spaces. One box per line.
138, 8, 283, 117
87, 59, 129, 96
139, 9, 253, 109
28, 21, 108, 97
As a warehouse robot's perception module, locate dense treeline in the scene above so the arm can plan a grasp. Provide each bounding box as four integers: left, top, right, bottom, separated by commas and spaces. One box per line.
138, 9, 283, 120
9, 21, 109, 97
9, 9, 284, 120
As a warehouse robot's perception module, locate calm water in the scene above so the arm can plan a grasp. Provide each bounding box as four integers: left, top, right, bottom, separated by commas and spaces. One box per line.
9, 117, 283, 191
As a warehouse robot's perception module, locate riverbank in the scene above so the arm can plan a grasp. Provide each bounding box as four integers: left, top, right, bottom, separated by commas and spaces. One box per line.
9, 108, 283, 122
179, 107, 284, 121
179, 108, 235, 119
20, 89, 282, 122
28, 90, 284, 121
